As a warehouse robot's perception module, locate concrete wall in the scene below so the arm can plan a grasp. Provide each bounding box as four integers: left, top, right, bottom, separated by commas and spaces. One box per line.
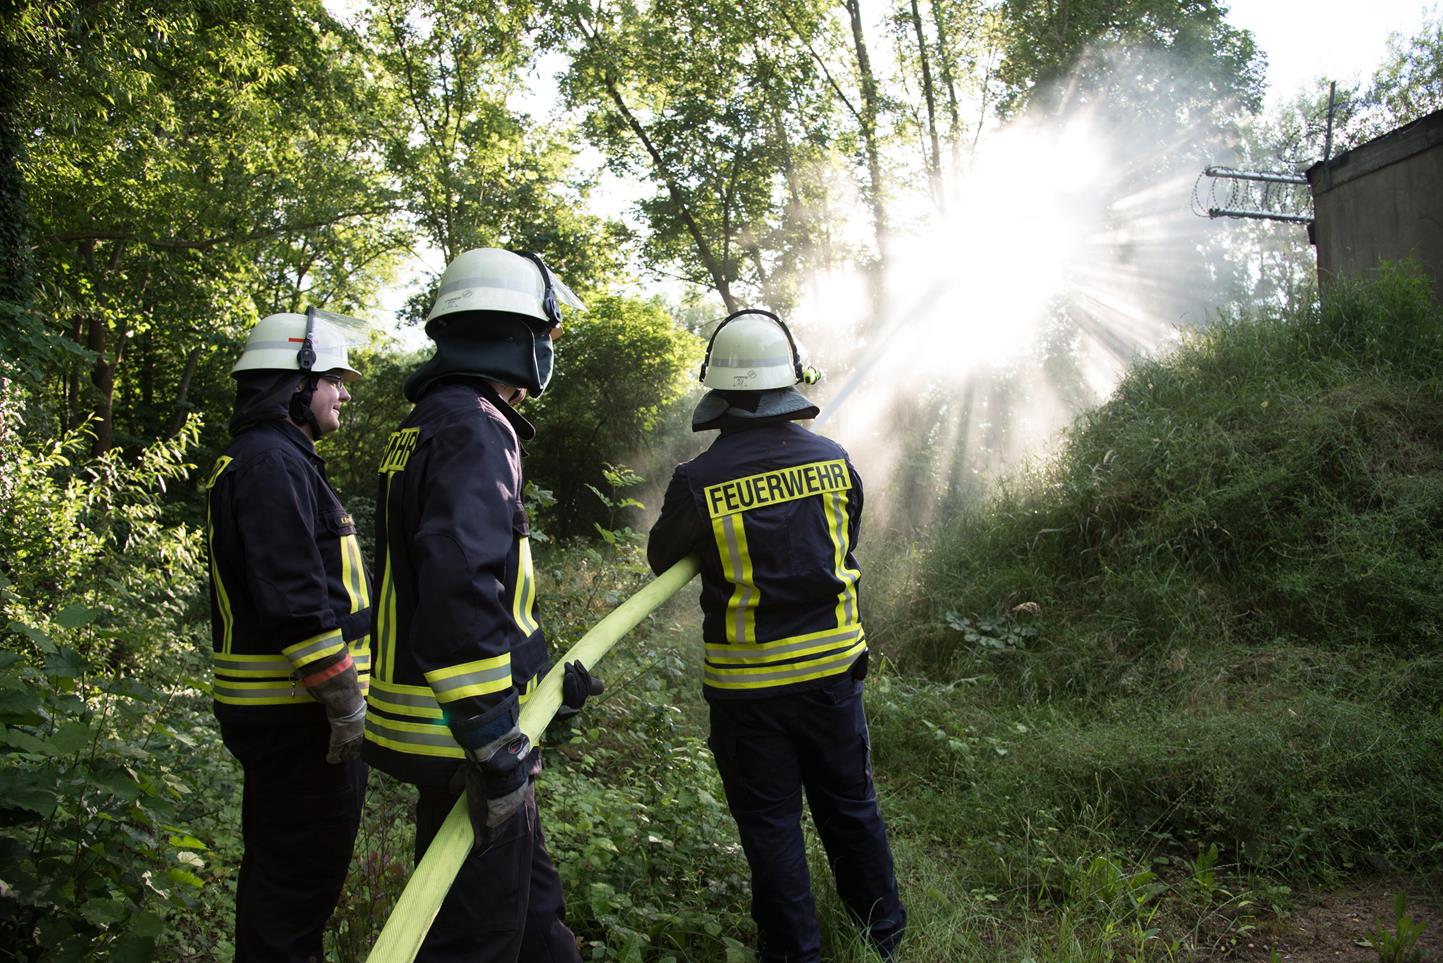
1307, 109, 1443, 297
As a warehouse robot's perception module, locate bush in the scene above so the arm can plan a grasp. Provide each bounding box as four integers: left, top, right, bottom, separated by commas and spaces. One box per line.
874, 266, 1443, 890
0, 389, 218, 960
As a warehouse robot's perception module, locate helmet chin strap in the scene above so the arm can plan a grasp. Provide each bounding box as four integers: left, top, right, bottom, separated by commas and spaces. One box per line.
289, 373, 322, 437
289, 306, 324, 437
488, 381, 527, 406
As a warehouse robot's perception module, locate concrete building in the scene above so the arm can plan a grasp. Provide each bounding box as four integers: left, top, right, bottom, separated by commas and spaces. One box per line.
1306, 108, 1443, 296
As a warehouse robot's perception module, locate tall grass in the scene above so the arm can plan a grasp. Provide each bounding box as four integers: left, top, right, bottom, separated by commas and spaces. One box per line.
865, 266, 1443, 918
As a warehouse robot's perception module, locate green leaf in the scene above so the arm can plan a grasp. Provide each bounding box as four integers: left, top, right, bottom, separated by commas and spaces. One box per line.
124, 911, 164, 939
92, 766, 142, 803
0, 727, 51, 753
8, 620, 55, 653
47, 720, 94, 755
108, 935, 158, 963
166, 833, 208, 851
99, 678, 159, 702
0, 771, 58, 817
54, 604, 95, 630
43, 648, 88, 681
165, 867, 204, 888
0, 687, 43, 722
78, 897, 126, 926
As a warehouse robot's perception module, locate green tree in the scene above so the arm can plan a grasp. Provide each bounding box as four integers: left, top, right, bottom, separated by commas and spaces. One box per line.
991, 0, 1264, 116
15, 0, 405, 454
524, 294, 703, 538
552, 0, 845, 311
364, 0, 624, 294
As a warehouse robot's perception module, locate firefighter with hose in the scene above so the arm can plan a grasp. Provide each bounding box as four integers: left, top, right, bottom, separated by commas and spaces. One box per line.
647, 309, 906, 961
364, 249, 601, 962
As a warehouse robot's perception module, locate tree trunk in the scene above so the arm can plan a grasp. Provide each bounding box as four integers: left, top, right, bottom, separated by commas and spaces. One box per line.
930, 0, 965, 173
844, 0, 888, 271
166, 345, 203, 438
909, 0, 944, 208
599, 70, 738, 312
86, 313, 112, 456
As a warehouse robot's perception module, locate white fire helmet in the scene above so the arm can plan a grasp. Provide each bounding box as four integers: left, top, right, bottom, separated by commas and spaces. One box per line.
424, 248, 586, 333
231, 310, 362, 381
699, 309, 819, 391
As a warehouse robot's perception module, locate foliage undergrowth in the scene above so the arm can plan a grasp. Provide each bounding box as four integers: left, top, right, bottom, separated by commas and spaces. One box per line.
856, 266, 1443, 957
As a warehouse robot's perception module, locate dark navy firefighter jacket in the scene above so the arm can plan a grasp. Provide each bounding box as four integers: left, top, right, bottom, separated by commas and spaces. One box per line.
649, 420, 866, 698
364, 381, 548, 786
204, 420, 373, 725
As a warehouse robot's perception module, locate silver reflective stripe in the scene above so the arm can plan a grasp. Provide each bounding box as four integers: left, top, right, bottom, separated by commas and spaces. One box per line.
704, 644, 863, 687
705, 627, 862, 664
428, 664, 511, 701
285, 631, 343, 667
371, 687, 441, 712
244, 338, 346, 352
437, 274, 537, 298
214, 683, 314, 702
213, 654, 291, 675
711, 355, 792, 368
364, 714, 459, 750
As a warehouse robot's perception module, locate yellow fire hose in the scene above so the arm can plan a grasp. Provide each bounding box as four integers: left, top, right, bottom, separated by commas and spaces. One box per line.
366, 555, 701, 963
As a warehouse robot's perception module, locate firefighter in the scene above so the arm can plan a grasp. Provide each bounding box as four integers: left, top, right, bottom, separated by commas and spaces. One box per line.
647, 309, 906, 962
365, 248, 598, 962
204, 309, 372, 962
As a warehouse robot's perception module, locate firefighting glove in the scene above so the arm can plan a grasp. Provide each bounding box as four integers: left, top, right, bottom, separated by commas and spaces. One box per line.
556, 660, 604, 720
302, 660, 366, 764
448, 695, 530, 849
450, 729, 531, 851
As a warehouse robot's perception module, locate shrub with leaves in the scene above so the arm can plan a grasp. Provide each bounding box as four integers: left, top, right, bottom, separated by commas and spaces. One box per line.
0, 388, 215, 960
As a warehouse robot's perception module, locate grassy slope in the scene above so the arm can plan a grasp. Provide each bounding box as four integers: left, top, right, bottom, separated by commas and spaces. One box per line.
858, 266, 1443, 959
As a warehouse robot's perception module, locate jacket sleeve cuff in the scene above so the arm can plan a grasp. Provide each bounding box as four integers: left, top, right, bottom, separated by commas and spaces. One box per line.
283, 628, 346, 671
446, 692, 520, 750
424, 652, 512, 705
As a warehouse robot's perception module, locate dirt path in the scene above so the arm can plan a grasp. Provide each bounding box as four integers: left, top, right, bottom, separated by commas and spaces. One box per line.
1233, 877, 1443, 962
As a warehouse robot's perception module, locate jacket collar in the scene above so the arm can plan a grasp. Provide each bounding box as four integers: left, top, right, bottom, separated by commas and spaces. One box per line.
259, 418, 324, 466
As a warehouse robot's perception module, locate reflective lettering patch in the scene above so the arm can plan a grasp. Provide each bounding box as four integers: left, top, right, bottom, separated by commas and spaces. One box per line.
378, 428, 420, 473
704, 459, 851, 518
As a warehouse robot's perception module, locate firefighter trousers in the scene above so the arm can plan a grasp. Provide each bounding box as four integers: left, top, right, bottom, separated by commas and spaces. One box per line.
707, 673, 906, 962
413, 766, 579, 963
221, 713, 367, 963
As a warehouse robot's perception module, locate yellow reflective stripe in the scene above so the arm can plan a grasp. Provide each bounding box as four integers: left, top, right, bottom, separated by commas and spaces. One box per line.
363, 713, 464, 759
368, 678, 444, 720
207, 493, 235, 655
823, 488, 861, 629
517, 673, 539, 705
705, 624, 863, 665
282, 629, 345, 669
376, 475, 399, 682
704, 639, 866, 690
341, 533, 370, 612
512, 537, 539, 636
424, 654, 512, 703
713, 513, 757, 644
368, 667, 531, 720
350, 639, 372, 682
